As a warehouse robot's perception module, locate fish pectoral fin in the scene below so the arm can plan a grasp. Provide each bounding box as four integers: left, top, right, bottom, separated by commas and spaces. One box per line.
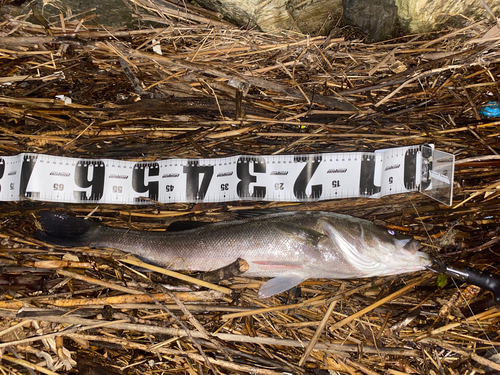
258, 273, 308, 299
274, 222, 328, 247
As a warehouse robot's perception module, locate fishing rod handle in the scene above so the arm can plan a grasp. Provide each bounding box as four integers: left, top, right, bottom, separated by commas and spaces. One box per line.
456, 266, 500, 303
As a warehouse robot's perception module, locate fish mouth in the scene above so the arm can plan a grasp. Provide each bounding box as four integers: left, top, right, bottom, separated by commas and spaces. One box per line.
363, 254, 432, 277
389, 255, 433, 274
371, 265, 429, 277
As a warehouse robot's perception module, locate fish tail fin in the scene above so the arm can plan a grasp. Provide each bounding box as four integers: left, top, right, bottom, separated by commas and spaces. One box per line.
36, 211, 98, 247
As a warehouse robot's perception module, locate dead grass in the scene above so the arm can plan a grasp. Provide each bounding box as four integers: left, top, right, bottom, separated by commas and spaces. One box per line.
1, 1, 500, 374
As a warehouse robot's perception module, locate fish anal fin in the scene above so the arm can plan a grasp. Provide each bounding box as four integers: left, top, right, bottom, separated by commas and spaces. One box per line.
258, 273, 308, 299
274, 222, 328, 247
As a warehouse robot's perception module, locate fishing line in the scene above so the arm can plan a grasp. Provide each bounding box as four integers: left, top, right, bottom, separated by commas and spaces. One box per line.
402, 179, 499, 357
449, 277, 498, 355
405, 193, 434, 247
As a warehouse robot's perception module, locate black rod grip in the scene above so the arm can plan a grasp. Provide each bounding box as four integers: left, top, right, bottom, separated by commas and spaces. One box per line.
461, 267, 500, 303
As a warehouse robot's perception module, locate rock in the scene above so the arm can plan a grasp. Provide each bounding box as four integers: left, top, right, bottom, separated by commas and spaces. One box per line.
343, 0, 399, 41
2, 0, 136, 28
193, 0, 342, 35
6, 0, 498, 41
396, 0, 500, 34
194, 0, 499, 40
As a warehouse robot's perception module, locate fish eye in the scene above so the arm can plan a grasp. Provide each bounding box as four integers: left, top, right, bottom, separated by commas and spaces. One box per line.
387, 229, 395, 236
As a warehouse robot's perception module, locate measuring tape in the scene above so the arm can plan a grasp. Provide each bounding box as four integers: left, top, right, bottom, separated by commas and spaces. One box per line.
0, 145, 454, 205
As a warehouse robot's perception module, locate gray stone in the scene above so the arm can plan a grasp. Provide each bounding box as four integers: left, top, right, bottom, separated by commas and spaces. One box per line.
396, 0, 499, 33
343, 0, 399, 42
193, 0, 342, 35
5, 0, 498, 41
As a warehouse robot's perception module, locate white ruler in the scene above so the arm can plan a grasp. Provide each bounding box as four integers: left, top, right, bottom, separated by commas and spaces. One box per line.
0, 145, 454, 205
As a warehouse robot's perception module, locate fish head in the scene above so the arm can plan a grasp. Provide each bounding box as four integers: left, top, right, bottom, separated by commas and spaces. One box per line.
318, 216, 431, 277
366, 235, 431, 275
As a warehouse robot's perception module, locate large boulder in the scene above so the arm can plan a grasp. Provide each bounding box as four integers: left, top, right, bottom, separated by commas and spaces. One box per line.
395, 0, 500, 33
343, 0, 398, 41
5, 0, 498, 40
194, 0, 499, 40
193, 0, 342, 35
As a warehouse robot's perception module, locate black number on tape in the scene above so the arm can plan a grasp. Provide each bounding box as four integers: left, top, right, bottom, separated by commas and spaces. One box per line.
183, 163, 214, 200
404, 148, 418, 190
420, 146, 432, 191
20, 155, 38, 198
359, 155, 381, 196
236, 156, 266, 198
274, 183, 284, 190
73, 161, 105, 201
293, 155, 322, 199
0, 158, 4, 193
132, 162, 159, 201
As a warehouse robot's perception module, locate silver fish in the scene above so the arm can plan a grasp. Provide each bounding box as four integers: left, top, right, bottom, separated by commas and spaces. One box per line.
36, 211, 431, 298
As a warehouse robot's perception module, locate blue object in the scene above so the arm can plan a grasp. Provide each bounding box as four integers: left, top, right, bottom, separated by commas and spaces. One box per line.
479, 101, 500, 118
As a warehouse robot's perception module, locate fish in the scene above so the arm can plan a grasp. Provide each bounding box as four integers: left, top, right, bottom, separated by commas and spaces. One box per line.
36, 211, 432, 298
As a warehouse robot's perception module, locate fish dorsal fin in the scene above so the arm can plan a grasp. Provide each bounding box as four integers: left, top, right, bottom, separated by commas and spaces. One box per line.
258, 273, 308, 299
274, 222, 328, 247
166, 221, 211, 232
234, 209, 284, 219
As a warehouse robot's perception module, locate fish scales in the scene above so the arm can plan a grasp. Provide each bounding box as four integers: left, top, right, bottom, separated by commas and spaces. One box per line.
80, 212, 356, 278
36, 211, 431, 298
